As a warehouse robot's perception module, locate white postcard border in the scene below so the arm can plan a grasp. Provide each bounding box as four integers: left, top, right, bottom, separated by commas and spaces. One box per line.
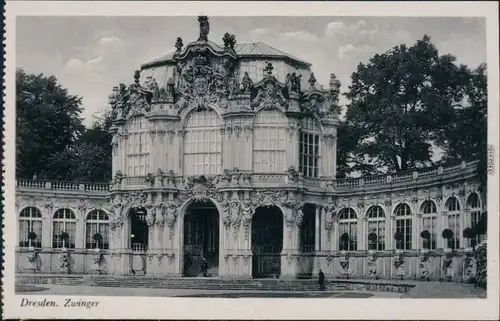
2, 1, 499, 320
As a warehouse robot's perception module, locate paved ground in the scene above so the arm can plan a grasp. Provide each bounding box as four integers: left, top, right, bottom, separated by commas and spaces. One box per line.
16, 281, 486, 299
15, 284, 401, 298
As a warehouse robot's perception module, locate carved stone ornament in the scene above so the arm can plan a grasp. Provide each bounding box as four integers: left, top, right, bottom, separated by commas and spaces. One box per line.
251, 190, 288, 208
250, 63, 289, 111
323, 202, 337, 240
109, 72, 153, 121
174, 43, 237, 111
178, 175, 223, 204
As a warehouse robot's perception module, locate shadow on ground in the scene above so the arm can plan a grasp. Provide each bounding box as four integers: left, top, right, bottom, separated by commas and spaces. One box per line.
175, 292, 373, 298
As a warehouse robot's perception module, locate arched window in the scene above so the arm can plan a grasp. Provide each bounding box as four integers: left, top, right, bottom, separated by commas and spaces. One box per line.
367, 205, 386, 251
446, 197, 461, 249
19, 207, 42, 248
183, 109, 222, 176
52, 209, 76, 249
338, 208, 357, 251
85, 210, 110, 249
467, 193, 482, 246
252, 110, 287, 173
126, 116, 150, 176
420, 200, 437, 250
299, 117, 321, 178
394, 203, 412, 250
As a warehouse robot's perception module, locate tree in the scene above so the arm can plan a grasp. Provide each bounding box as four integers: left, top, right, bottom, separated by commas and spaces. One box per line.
344, 35, 471, 174
436, 64, 487, 192
16, 69, 85, 179
44, 117, 113, 182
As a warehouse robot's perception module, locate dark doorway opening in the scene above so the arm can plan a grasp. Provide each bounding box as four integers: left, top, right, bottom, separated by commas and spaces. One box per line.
251, 206, 283, 278
183, 201, 219, 277
130, 207, 148, 252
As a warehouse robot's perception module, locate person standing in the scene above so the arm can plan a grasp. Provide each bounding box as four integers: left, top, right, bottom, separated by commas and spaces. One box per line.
318, 269, 326, 291
200, 256, 209, 277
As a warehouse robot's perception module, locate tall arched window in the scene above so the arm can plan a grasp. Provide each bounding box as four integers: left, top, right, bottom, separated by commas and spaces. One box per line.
338, 208, 357, 251
126, 116, 150, 176
467, 193, 482, 246
183, 109, 222, 175
85, 210, 110, 249
421, 200, 437, 250
394, 203, 412, 250
52, 209, 76, 249
299, 117, 321, 178
367, 205, 386, 251
252, 110, 287, 173
19, 207, 42, 248
446, 196, 461, 249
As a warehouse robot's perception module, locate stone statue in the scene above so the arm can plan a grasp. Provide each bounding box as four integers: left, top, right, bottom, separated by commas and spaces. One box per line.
198, 16, 210, 41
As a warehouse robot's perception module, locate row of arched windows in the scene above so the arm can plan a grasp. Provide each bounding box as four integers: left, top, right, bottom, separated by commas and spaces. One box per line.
18, 207, 110, 250
337, 194, 483, 251
126, 110, 323, 178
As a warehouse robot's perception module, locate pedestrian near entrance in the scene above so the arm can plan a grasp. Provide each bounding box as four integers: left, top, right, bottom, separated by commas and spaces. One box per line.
200, 257, 209, 277
318, 269, 326, 291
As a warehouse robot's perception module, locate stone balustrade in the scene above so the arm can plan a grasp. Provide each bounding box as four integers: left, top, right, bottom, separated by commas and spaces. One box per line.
15, 160, 478, 195
16, 179, 111, 193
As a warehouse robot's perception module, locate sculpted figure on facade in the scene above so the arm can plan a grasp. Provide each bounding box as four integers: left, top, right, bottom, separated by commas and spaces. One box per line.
394, 255, 406, 280
145, 204, 155, 226
444, 256, 454, 281
154, 203, 164, 228
367, 252, 380, 279
418, 254, 433, 281
463, 254, 477, 282
323, 202, 337, 240
240, 198, 254, 239
197, 16, 210, 41
164, 201, 179, 239
108, 196, 125, 230
219, 199, 231, 230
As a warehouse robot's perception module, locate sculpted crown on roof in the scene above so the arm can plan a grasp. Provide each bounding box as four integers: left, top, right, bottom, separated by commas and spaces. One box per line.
108, 16, 342, 123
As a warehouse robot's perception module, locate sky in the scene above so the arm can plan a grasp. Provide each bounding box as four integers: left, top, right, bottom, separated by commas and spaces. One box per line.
16, 16, 486, 126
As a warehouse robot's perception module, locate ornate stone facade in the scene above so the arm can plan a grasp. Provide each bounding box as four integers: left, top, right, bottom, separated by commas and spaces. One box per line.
15, 17, 485, 282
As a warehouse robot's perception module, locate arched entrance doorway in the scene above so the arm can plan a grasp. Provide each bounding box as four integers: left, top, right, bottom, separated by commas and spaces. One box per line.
183, 201, 220, 277
128, 207, 148, 275
251, 206, 283, 278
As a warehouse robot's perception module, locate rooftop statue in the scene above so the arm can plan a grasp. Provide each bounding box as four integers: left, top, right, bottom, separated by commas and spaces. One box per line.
198, 16, 210, 41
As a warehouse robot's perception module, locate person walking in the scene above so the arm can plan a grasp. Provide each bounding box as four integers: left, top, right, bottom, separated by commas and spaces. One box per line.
318, 269, 326, 291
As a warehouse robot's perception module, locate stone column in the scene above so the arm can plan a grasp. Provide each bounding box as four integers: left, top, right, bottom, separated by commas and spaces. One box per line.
313, 205, 322, 272
361, 217, 368, 251
416, 213, 423, 250
281, 205, 300, 278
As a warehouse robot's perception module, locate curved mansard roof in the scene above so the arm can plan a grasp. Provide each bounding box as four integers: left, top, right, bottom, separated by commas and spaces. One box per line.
141, 41, 311, 70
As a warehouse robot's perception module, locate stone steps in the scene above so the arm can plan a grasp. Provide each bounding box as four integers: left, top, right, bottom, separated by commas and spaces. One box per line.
16, 275, 414, 293
86, 278, 349, 291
